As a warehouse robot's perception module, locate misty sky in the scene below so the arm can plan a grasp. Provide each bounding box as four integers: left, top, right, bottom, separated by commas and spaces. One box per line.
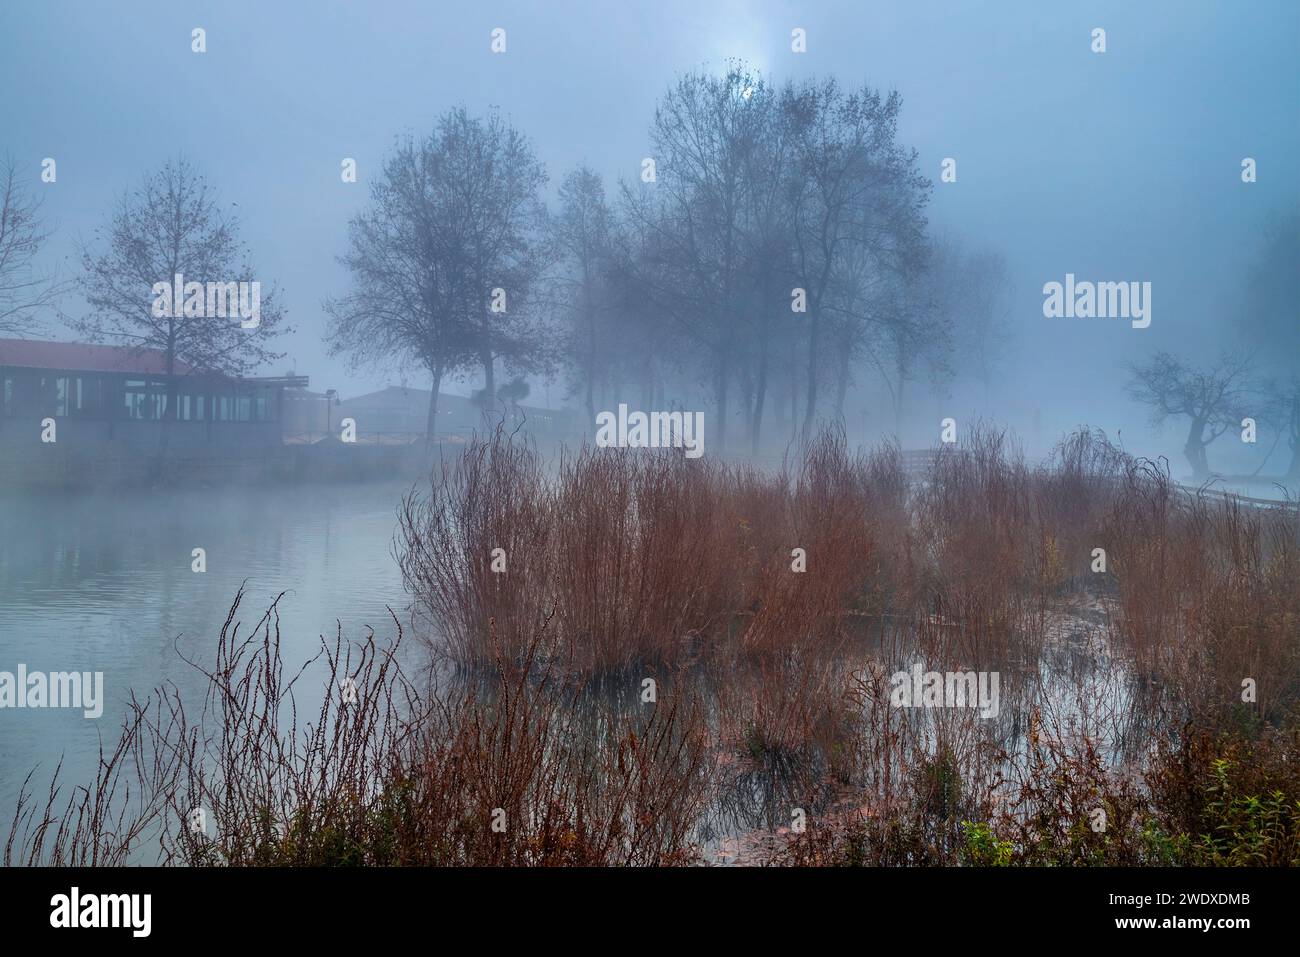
2, 0, 1296, 461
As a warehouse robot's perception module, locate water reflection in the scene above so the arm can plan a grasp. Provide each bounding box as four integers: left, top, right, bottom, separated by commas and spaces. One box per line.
0, 481, 413, 813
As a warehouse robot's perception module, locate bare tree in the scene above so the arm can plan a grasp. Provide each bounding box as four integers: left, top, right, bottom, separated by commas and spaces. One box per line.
325, 126, 479, 441
440, 109, 552, 406
604, 185, 676, 412
0, 156, 65, 336
782, 78, 929, 441
1127, 350, 1255, 480
553, 165, 613, 426
882, 234, 960, 438
735, 85, 797, 454
1237, 206, 1300, 477
958, 246, 1012, 408
71, 156, 288, 443
328, 111, 550, 440
1255, 375, 1300, 481
560, 67, 931, 456
626, 64, 770, 454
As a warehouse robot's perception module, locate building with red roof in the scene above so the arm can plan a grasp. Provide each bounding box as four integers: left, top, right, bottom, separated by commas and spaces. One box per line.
0, 338, 307, 455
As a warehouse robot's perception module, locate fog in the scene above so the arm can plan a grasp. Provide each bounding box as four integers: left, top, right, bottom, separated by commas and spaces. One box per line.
2, 2, 1300, 878
3, 0, 1296, 469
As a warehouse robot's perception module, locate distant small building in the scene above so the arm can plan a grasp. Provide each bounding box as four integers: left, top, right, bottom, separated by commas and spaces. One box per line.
337, 386, 475, 437
334, 385, 577, 441
281, 386, 334, 437
0, 338, 307, 451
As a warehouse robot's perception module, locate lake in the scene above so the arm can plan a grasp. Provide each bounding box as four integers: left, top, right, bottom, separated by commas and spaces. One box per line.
0, 480, 416, 818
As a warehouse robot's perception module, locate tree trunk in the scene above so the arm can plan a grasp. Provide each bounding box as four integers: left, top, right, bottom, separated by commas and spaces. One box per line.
481, 350, 496, 418
789, 371, 798, 445
894, 362, 907, 443
1184, 418, 1210, 480
738, 365, 754, 449
425, 363, 443, 445
1286, 439, 1300, 481
586, 299, 597, 428
833, 343, 850, 424
640, 355, 653, 412
714, 348, 730, 455
585, 371, 596, 432
1286, 402, 1300, 480
160, 340, 177, 459
751, 338, 769, 456
801, 309, 820, 442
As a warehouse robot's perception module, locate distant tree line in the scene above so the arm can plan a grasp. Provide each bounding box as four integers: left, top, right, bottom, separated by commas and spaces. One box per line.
10, 66, 1017, 451
16, 65, 1296, 475
324, 65, 1011, 448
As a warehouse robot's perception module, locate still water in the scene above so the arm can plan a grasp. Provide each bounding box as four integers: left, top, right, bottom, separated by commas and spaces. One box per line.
0, 480, 414, 817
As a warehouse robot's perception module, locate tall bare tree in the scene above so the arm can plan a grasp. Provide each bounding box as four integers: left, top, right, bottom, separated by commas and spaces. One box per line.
605, 184, 676, 412
553, 165, 613, 426
1237, 206, 1300, 477
958, 247, 1012, 408
443, 109, 552, 406
872, 235, 957, 439
326, 130, 474, 440
557, 68, 933, 456
1256, 375, 1300, 481
782, 79, 929, 440
72, 156, 288, 435
626, 65, 770, 454
327, 110, 550, 439
735, 84, 797, 454
0, 156, 65, 336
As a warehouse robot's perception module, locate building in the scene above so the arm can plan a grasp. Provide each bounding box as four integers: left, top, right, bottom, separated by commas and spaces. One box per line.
0, 338, 307, 451
280, 386, 335, 438
336, 386, 476, 438
334, 385, 578, 442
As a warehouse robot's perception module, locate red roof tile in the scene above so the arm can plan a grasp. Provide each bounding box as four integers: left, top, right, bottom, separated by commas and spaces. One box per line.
0, 339, 197, 375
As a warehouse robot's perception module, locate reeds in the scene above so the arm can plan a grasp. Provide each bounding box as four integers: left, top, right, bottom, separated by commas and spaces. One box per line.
8, 588, 712, 867
399, 425, 900, 672
10, 424, 1299, 867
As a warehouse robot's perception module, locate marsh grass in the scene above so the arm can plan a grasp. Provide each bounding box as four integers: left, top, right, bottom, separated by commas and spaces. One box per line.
10, 424, 1300, 866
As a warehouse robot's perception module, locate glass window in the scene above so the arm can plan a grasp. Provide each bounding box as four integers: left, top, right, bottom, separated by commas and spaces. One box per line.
2, 372, 37, 415
64, 376, 102, 417
178, 393, 207, 421
123, 379, 170, 420
211, 386, 278, 423
39, 376, 67, 416
151, 380, 170, 420
124, 379, 150, 420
